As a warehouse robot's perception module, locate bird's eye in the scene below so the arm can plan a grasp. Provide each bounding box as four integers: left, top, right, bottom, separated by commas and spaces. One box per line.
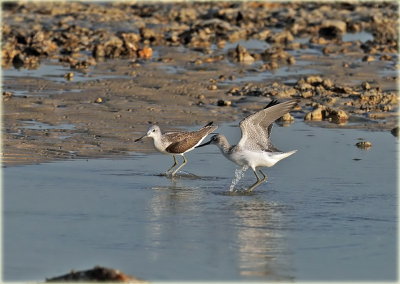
152, 129, 156, 132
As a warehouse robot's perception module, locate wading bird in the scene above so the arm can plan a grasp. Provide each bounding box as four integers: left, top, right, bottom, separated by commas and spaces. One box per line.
135, 122, 218, 176
196, 100, 297, 192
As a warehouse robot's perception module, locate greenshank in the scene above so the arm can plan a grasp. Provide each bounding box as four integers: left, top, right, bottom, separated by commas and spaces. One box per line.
196, 100, 297, 192
135, 122, 218, 176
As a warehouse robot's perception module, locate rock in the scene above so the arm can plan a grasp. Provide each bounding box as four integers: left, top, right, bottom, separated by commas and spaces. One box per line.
64, 72, 74, 81
311, 36, 331, 45
391, 127, 399, 137
95, 97, 104, 103
207, 84, 218, 90
362, 55, 375, 62
279, 112, 294, 122
3, 91, 13, 101
322, 97, 337, 105
254, 29, 271, 40
267, 30, 294, 44
319, 20, 347, 39
93, 44, 105, 58
301, 91, 313, 98
227, 87, 240, 95
324, 107, 349, 123
304, 106, 348, 124
121, 32, 140, 56
322, 79, 334, 89
355, 141, 372, 149
305, 75, 323, 86
1, 42, 19, 67
361, 81, 371, 90
137, 46, 153, 59
174, 7, 197, 22
45, 266, 145, 282
227, 30, 247, 42
277, 87, 297, 98
229, 44, 255, 64
287, 56, 296, 65
217, 99, 232, 106
216, 40, 226, 48
296, 81, 313, 91
359, 92, 398, 106
140, 27, 161, 43
380, 54, 392, 61
261, 61, 279, 70
262, 47, 289, 61
304, 108, 323, 121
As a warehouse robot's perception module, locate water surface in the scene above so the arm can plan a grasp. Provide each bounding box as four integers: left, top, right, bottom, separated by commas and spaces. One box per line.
3, 121, 397, 281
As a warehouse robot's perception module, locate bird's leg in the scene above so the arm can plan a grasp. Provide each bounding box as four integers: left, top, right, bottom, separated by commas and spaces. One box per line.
165, 155, 178, 175
171, 154, 188, 176
258, 169, 268, 182
246, 169, 266, 192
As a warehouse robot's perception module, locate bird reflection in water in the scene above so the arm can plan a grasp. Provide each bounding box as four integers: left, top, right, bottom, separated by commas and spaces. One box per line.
232, 199, 293, 280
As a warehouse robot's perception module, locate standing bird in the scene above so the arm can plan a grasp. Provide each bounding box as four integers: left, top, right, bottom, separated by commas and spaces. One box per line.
196, 100, 297, 192
135, 122, 218, 176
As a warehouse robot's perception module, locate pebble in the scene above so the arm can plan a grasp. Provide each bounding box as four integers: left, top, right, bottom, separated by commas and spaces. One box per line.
287, 56, 296, 65
380, 54, 392, 61
355, 141, 372, 149
362, 55, 375, 62
3, 91, 14, 101
137, 46, 153, 59
217, 99, 232, 106
64, 72, 74, 80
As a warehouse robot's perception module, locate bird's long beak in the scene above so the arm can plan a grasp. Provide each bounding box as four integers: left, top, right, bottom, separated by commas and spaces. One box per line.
134, 134, 147, 142
196, 140, 212, 148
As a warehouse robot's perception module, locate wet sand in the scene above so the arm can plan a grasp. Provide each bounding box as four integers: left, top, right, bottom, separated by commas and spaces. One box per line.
2, 2, 398, 166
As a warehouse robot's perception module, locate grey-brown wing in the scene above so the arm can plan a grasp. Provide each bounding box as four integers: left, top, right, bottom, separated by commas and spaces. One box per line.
238, 100, 297, 150
164, 124, 217, 154
165, 136, 198, 153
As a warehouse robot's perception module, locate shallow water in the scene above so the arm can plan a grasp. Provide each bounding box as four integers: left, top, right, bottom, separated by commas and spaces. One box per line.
3, 60, 131, 83
3, 121, 397, 281
19, 120, 76, 130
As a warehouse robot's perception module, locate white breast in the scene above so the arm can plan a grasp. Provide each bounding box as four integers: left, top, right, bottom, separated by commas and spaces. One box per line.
153, 137, 169, 154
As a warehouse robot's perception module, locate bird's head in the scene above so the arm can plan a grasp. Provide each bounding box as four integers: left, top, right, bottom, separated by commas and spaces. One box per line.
134, 125, 161, 142
196, 134, 224, 148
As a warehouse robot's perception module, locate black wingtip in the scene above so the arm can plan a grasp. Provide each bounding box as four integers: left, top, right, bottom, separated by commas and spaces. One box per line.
264, 99, 280, 109
205, 121, 214, 127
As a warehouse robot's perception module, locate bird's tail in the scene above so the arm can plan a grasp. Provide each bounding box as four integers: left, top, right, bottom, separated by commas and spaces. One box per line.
280, 150, 297, 159
202, 121, 218, 133
271, 150, 297, 164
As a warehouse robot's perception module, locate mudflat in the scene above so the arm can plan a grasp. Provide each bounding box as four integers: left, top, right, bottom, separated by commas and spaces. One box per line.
2, 2, 398, 166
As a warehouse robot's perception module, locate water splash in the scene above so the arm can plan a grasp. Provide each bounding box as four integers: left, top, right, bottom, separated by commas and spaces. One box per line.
229, 165, 248, 192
